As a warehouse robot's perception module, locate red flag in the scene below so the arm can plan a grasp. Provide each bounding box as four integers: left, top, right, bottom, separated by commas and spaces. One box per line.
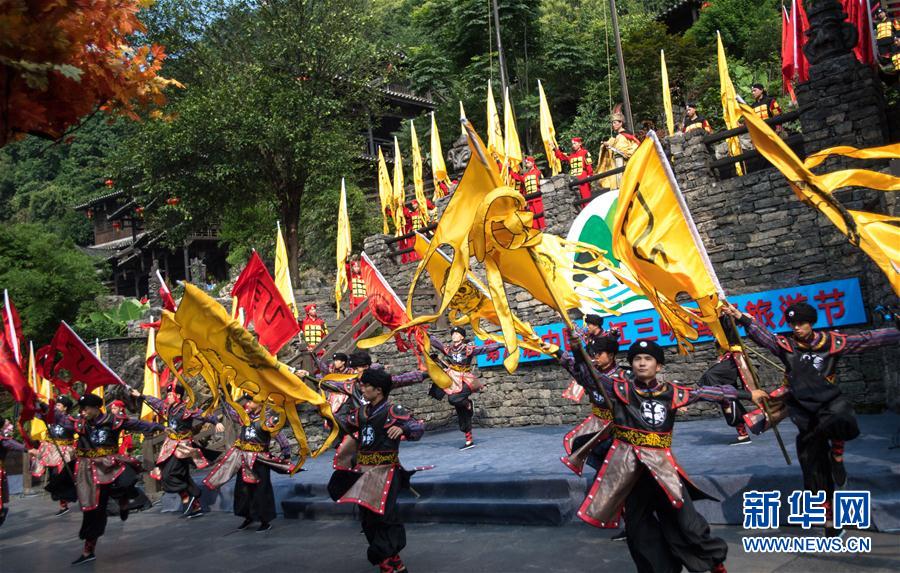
794, 0, 810, 82
231, 252, 300, 354
2, 289, 23, 367
0, 324, 36, 436
782, 7, 797, 103
359, 252, 423, 354
855, 0, 874, 65
36, 322, 124, 397
157, 270, 177, 312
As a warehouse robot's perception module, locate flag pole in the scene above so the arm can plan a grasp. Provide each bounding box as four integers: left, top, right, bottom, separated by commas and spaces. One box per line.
490, 0, 509, 96
609, 0, 634, 132
649, 131, 791, 464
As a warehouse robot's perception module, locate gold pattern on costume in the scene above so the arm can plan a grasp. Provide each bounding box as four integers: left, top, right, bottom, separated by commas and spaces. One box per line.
614, 428, 672, 448
357, 451, 400, 466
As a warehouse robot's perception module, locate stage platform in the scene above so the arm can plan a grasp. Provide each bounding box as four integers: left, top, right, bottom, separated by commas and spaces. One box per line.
11, 414, 900, 531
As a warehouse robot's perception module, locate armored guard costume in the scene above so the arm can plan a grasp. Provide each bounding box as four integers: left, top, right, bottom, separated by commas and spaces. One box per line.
735, 302, 900, 521
138, 383, 219, 518
681, 103, 712, 134
562, 339, 762, 573
60, 393, 163, 564
554, 137, 594, 200
560, 336, 628, 476
300, 304, 328, 350
428, 327, 501, 449
318, 351, 426, 470
204, 400, 292, 531
509, 156, 546, 230
0, 418, 25, 527
598, 112, 640, 190
31, 397, 78, 514
328, 368, 425, 573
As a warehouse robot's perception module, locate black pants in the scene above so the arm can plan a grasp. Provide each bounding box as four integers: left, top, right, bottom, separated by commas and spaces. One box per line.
624, 470, 727, 573
46, 463, 78, 503
159, 456, 200, 497
791, 395, 859, 497
234, 463, 275, 524
360, 476, 406, 565
79, 466, 139, 542
447, 387, 474, 433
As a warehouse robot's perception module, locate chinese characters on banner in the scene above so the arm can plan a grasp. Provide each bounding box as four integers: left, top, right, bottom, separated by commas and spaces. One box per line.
475, 278, 867, 368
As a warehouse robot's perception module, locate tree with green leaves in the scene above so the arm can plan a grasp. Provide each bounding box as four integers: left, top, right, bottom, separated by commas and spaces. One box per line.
117, 0, 389, 281
0, 223, 106, 344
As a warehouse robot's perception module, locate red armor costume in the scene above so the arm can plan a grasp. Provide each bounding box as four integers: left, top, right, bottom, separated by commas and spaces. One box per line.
509, 156, 546, 230
300, 304, 328, 350
346, 260, 367, 310
554, 137, 594, 201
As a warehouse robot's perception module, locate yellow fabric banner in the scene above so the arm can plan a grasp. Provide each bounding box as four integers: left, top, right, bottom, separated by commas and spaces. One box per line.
739, 104, 900, 295
612, 133, 730, 352
275, 222, 297, 318
392, 137, 406, 236
503, 87, 523, 175
538, 80, 561, 176
661, 50, 675, 136
377, 147, 393, 234
430, 112, 449, 200
140, 327, 160, 422
486, 84, 505, 164
335, 179, 352, 318
410, 120, 429, 217
155, 284, 338, 470
717, 32, 744, 176
27, 343, 46, 441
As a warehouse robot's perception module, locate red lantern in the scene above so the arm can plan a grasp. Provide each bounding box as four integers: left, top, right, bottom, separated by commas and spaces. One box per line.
105, 179, 114, 188
135, 206, 144, 216
166, 196, 180, 206
112, 221, 122, 231
86, 209, 93, 219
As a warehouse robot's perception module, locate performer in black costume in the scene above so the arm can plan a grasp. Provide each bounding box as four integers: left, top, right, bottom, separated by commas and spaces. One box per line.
0, 417, 26, 527
58, 393, 163, 565
558, 338, 767, 573
428, 326, 500, 449
328, 368, 425, 573
30, 397, 78, 515
132, 383, 223, 518
203, 395, 293, 532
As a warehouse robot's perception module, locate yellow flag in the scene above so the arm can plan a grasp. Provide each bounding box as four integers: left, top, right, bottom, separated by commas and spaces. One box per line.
413, 234, 554, 357
91, 339, 104, 405
430, 112, 449, 200
739, 104, 900, 295
538, 80, 561, 176
612, 132, 730, 352
360, 122, 620, 373
459, 101, 467, 137
377, 147, 393, 234
275, 222, 297, 318
392, 136, 406, 235
410, 120, 429, 218
503, 87, 522, 175
155, 284, 338, 469
717, 32, 744, 176
661, 50, 675, 136
486, 83, 504, 163
335, 178, 352, 318
140, 327, 160, 422
28, 342, 47, 441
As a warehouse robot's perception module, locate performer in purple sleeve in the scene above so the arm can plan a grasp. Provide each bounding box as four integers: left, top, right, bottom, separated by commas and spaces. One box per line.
428, 326, 501, 449
723, 301, 900, 528
29, 396, 78, 516
318, 351, 427, 470
560, 333, 627, 476
0, 417, 26, 527
63, 393, 164, 565
558, 338, 766, 573
203, 395, 293, 532
131, 383, 224, 519
328, 368, 424, 573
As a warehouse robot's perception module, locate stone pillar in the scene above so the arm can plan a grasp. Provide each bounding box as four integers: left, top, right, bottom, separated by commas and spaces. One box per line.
796, 0, 887, 153
541, 174, 580, 237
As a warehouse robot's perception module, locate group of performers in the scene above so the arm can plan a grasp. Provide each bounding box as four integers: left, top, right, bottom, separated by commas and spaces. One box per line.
2, 296, 898, 572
